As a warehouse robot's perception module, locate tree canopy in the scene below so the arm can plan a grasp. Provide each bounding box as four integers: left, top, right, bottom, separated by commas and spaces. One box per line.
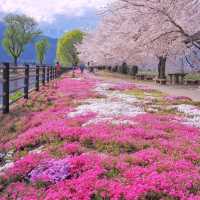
56, 29, 84, 67
36, 38, 50, 65
78, 0, 200, 75
2, 14, 41, 65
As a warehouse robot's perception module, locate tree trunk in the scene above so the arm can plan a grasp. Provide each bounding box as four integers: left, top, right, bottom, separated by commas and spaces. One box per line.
158, 56, 167, 79
13, 57, 18, 73
14, 57, 18, 66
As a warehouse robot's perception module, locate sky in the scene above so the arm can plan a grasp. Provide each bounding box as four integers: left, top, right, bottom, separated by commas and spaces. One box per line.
0, 0, 111, 38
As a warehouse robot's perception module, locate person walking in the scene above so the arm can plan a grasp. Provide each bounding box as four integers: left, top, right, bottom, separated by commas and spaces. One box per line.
54, 61, 61, 88
80, 63, 86, 74
72, 64, 76, 78
55, 61, 61, 77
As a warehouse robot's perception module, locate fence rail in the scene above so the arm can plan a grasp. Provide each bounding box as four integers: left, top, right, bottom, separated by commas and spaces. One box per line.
0, 62, 57, 114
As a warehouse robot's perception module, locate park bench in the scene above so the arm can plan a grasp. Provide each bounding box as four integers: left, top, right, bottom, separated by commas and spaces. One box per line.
155, 78, 167, 85
136, 74, 145, 80
136, 74, 155, 81
168, 73, 187, 85
145, 75, 155, 81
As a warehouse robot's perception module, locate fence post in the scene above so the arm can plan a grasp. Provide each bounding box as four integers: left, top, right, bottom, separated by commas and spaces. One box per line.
42, 65, 46, 85
2, 62, 10, 114
52, 67, 54, 80
53, 67, 55, 79
55, 67, 57, 78
50, 66, 53, 80
24, 64, 29, 99
36, 65, 40, 91
47, 66, 50, 83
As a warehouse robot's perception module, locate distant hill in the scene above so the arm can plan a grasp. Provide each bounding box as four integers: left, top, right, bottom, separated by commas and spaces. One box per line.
0, 22, 57, 65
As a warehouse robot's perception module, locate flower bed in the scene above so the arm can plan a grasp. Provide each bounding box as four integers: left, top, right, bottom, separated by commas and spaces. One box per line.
0, 72, 200, 199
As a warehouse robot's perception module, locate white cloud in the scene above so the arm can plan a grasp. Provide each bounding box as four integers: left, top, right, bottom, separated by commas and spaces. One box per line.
0, 0, 110, 23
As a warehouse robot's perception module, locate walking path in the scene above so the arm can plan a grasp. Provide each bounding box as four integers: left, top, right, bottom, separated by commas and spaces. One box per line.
0, 71, 200, 199
144, 83, 200, 101
98, 71, 200, 102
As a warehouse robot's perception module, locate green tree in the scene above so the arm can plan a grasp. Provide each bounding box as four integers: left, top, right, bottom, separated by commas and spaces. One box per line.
36, 38, 50, 64
57, 29, 84, 67
3, 14, 40, 65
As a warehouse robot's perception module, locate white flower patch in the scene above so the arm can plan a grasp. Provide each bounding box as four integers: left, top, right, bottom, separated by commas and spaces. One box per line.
0, 162, 14, 174
109, 92, 140, 104
71, 78, 82, 81
67, 83, 145, 125
68, 98, 144, 118
136, 84, 151, 91
94, 83, 140, 104
82, 117, 137, 127
93, 83, 115, 96
174, 104, 200, 128
146, 108, 159, 113
29, 146, 44, 154
0, 150, 14, 174
144, 96, 156, 101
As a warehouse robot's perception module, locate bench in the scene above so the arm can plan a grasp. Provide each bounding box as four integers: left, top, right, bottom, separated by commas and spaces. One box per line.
168, 73, 187, 85
136, 74, 155, 81
136, 74, 145, 80
155, 78, 167, 85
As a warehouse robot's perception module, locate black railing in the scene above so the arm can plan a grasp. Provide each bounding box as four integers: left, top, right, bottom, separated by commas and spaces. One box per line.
0, 63, 57, 114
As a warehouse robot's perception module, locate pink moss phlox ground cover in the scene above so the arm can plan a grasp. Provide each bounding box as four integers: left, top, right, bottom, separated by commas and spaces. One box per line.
1, 152, 200, 199
57, 75, 98, 99
62, 142, 82, 155
1, 153, 49, 179
0, 73, 200, 199
164, 96, 192, 102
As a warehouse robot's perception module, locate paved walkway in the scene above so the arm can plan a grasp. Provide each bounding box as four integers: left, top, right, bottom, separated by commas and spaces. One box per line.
98, 72, 200, 102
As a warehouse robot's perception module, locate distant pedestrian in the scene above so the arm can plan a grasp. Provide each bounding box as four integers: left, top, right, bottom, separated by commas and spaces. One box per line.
80, 63, 86, 74
89, 66, 94, 73
72, 65, 76, 78
56, 61, 61, 77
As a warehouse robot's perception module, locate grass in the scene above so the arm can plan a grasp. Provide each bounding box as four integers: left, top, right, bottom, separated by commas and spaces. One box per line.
10, 91, 23, 102
149, 90, 165, 98
125, 89, 146, 99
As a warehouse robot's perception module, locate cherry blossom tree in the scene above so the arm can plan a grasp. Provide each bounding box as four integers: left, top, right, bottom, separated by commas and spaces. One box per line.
78, 0, 200, 76
119, 0, 200, 77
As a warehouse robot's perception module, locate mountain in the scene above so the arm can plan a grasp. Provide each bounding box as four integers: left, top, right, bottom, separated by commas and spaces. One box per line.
0, 22, 57, 65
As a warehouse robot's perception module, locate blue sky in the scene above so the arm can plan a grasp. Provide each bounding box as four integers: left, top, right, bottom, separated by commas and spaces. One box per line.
0, 0, 110, 38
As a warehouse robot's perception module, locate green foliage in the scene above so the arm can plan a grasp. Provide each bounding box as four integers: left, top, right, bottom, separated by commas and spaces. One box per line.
35, 181, 51, 189
105, 168, 120, 179
56, 29, 84, 67
188, 181, 200, 195
10, 91, 23, 102
2, 14, 41, 65
82, 138, 139, 156
36, 38, 50, 64
91, 192, 110, 200
139, 191, 179, 200
185, 73, 200, 81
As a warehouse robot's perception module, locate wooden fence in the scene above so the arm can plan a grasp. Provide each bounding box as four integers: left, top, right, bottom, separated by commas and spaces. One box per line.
0, 63, 57, 114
